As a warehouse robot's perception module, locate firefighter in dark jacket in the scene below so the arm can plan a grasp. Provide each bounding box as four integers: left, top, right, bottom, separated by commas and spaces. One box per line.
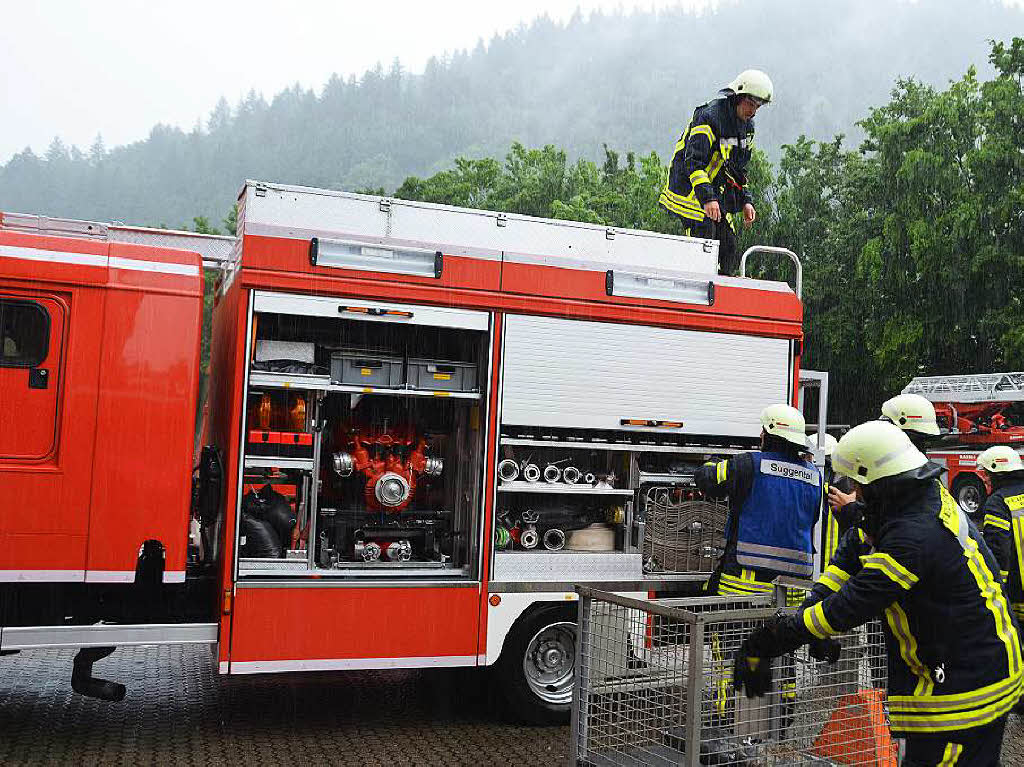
977, 445, 1024, 620
695, 403, 823, 598
807, 432, 854, 566
735, 421, 1022, 766
659, 69, 772, 276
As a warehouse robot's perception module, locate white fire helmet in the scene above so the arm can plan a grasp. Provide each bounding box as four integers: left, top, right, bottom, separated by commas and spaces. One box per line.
725, 69, 774, 104
806, 432, 838, 457
976, 445, 1024, 474
760, 404, 806, 447
881, 393, 940, 436
832, 421, 928, 485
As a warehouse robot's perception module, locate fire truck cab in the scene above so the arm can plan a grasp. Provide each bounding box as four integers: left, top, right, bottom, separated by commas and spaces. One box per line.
1, 182, 807, 722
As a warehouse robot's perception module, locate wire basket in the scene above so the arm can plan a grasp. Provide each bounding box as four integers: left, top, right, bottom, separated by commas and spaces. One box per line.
571, 586, 894, 766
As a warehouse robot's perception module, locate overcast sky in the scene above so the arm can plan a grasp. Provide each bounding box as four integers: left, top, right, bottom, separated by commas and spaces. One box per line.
0, 0, 714, 164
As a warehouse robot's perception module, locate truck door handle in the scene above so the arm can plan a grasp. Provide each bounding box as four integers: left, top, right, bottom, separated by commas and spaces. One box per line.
29, 368, 49, 389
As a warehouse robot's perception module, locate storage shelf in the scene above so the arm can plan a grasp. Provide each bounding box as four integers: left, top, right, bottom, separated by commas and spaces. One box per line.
329, 383, 481, 400
637, 472, 695, 485
497, 482, 633, 496
248, 371, 331, 390
500, 437, 743, 455
244, 456, 314, 470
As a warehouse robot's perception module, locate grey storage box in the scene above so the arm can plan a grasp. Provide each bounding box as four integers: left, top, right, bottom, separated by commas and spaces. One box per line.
331, 350, 404, 388
255, 340, 315, 363
407, 358, 478, 392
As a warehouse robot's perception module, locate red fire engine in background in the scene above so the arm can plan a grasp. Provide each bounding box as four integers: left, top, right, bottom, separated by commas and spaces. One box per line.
903, 373, 1024, 514
0, 181, 810, 722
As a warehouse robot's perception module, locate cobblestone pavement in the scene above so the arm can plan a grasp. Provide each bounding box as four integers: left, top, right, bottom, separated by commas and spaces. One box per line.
1, 645, 1023, 765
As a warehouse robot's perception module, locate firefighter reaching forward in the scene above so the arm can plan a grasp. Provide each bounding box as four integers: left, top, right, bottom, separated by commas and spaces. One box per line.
659, 69, 772, 276
735, 421, 1022, 766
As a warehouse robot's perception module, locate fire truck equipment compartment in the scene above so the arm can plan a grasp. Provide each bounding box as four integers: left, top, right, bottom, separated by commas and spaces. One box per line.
254, 339, 315, 363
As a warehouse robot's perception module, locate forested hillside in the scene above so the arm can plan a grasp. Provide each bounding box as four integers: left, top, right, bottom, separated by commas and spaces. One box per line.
0, 0, 1019, 226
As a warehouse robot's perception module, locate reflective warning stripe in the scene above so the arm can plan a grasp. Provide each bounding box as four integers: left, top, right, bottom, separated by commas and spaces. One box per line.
1012, 509, 1024, 595
939, 742, 963, 766
939, 485, 1021, 680
689, 169, 711, 188
802, 602, 837, 639
736, 542, 814, 576
735, 555, 813, 577
689, 124, 715, 143
819, 565, 850, 593
718, 571, 773, 595
888, 672, 1023, 732
885, 602, 933, 696
823, 507, 840, 566
984, 514, 1010, 532
660, 185, 705, 211
861, 552, 919, 590
1005, 494, 1024, 511
658, 193, 704, 221
716, 460, 728, 484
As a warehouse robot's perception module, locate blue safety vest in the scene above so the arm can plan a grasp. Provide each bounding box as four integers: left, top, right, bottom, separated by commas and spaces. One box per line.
734, 450, 822, 577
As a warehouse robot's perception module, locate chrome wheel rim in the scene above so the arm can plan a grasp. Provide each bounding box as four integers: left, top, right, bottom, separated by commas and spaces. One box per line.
958, 483, 983, 514
523, 621, 576, 705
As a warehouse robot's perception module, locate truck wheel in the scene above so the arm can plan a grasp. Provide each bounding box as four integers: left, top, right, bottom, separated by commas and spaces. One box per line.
954, 476, 986, 515
496, 604, 577, 725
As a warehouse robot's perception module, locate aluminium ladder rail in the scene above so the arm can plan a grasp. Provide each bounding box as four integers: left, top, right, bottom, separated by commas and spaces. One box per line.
904, 372, 1024, 404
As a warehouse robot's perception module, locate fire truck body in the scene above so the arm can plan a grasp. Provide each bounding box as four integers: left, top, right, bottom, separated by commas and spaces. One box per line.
0, 182, 805, 720
904, 373, 1024, 513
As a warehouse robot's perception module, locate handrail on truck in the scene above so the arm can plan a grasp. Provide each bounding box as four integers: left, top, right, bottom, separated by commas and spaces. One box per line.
739, 245, 802, 298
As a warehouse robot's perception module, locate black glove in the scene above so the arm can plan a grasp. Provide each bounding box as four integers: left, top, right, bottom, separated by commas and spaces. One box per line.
733, 648, 773, 698
742, 611, 809, 659
808, 637, 842, 664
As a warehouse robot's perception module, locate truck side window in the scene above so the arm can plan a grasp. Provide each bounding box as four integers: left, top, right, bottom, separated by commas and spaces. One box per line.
0, 299, 50, 368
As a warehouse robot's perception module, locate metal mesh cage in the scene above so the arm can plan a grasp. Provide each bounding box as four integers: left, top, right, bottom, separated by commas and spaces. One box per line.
641, 486, 727, 575
571, 586, 893, 766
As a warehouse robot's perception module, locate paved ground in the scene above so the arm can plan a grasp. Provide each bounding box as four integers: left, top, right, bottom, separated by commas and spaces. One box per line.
1, 645, 1023, 765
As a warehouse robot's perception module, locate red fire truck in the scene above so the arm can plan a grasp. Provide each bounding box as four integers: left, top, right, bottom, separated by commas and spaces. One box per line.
903, 373, 1024, 514
0, 181, 808, 722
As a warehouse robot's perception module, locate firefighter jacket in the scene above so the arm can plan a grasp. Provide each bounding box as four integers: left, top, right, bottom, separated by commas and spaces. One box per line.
659, 95, 754, 224
695, 450, 822, 597
821, 467, 858, 567
980, 475, 1024, 622
799, 475, 1023, 736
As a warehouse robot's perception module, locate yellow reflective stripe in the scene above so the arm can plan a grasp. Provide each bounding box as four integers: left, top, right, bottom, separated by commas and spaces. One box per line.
802, 602, 836, 639
716, 460, 728, 483
984, 514, 1010, 531
940, 486, 1022, 679
689, 169, 711, 188
1001, 570, 1009, 582
888, 673, 1023, 732
861, 552, 920, 590
939, 743, 963, 766
818, 565, 850, 593
707, 154, 724, 181
689, 124, 715, 143
719, 572, 773, 594
660, 185, 704, 209
1005, 494, 1024, 511
891, 670, 1022, 712
885, 602, 933, 696
823, 508, 839, 565
658, 194, 705, 221
1012, 514, 1024, 592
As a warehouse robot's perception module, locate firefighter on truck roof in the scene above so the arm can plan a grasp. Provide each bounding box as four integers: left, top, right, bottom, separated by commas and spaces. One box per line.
695, 404, 823, 599
658, 69, 772, 276
734, 421, 1022, 766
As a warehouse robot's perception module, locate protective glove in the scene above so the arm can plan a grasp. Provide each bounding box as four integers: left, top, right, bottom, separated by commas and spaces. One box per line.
733, 650, 773, 698
808, 637, 842, 664
742, 611, 809, 659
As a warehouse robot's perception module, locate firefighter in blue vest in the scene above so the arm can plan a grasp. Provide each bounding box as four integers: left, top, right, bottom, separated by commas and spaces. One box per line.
734, 421, 1022, 766
695, 403, 824, 598
659, 69, 772, 276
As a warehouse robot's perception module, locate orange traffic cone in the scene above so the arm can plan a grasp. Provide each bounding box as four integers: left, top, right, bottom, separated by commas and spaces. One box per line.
812, 688, 898, 766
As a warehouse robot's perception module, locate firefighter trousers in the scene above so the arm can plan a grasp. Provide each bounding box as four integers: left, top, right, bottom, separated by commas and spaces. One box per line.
684, 217, 739, 276
901, 714, 1007, 766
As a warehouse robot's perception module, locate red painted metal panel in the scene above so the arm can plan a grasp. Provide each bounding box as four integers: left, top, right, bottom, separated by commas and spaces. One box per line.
229, 586, 481, 662
85, 277, 202, 577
